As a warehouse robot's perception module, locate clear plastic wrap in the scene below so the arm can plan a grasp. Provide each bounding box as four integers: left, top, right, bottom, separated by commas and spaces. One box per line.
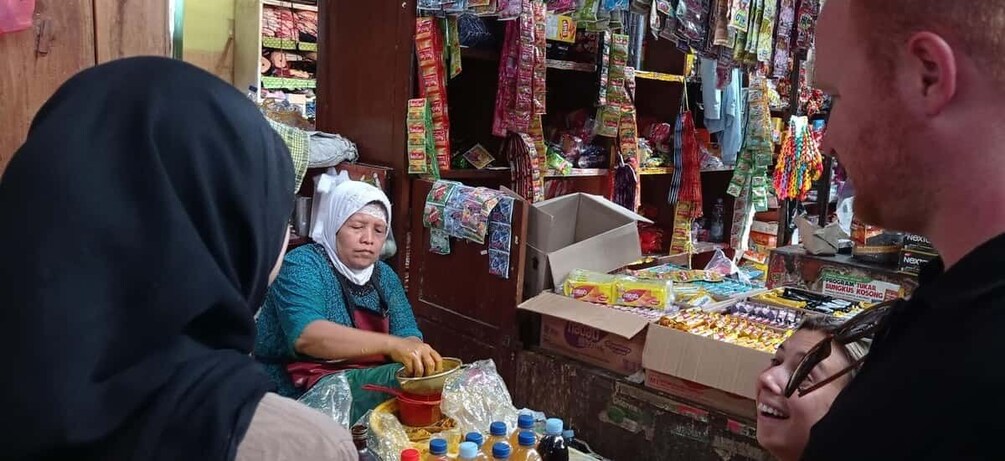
441, 360, 520, 436
368, 410, 413, 461
295, 372, 353, 428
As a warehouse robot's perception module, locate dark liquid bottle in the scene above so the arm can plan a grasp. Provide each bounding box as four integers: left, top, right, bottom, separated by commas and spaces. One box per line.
537, 419, 568, 461
352, 425, 377, 461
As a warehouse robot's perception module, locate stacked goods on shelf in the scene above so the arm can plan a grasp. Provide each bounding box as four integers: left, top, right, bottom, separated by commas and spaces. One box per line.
258, 2, 318, 120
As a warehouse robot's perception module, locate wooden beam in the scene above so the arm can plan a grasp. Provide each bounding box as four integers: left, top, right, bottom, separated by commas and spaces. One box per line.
93, 0, 171, 63
0, 0, 96, 174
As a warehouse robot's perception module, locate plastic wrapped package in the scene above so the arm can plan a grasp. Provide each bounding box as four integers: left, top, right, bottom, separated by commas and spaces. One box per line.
296, 372, 353, 428
441, 360, 520, 436
704, 248, 751, 282
369, 409, 414, 461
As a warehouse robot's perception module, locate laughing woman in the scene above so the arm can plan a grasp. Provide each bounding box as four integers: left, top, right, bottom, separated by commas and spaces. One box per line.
755, 317, 871, 461
255, 176, 443, 423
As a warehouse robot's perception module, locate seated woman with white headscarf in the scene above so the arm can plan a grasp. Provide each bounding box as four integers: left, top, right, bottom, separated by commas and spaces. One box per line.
255, 174, 443, 422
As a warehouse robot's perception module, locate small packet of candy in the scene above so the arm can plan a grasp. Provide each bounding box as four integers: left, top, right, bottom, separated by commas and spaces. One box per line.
563, 269, 617, 304
615, 276, 674, 310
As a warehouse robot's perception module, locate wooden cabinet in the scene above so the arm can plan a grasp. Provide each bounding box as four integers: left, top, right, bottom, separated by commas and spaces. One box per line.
0, 0, 170, 174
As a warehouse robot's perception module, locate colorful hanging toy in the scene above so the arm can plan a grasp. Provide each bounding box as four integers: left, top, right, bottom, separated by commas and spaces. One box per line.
773, 116, 823, 200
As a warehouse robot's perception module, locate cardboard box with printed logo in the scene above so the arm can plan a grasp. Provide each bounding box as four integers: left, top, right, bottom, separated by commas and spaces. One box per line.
519, 292, 649, 375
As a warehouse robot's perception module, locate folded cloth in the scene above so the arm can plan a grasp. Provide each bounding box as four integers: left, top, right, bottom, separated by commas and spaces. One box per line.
267, 118, 310, 191
309, 131, 358, 168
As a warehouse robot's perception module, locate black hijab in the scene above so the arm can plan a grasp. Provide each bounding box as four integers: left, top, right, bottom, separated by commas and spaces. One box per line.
0, 57, 294, 459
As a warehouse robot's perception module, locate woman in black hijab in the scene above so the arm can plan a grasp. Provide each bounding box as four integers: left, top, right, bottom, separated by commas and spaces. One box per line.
0, 57, 354, 460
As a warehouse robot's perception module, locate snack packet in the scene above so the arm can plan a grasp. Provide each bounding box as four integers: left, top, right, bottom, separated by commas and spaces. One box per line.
563, 269, 616, 304
614, 276, 673, 310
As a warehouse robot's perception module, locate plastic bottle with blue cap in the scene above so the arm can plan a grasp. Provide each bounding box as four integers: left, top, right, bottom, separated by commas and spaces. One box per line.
536, 419, 569, 461
464, 432, 490, 460
508, 414, 537, 448
459, 441, 481, 460
492, 442, 512, 460
486, 421, 509, 451
427, 438, 449, 461
511, 431, 542, 461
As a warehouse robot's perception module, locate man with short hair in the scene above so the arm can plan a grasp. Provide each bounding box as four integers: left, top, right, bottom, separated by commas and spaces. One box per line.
800, 0, 1005, 459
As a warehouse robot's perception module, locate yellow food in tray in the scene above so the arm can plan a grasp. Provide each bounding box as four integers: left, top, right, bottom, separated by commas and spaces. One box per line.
658, 309, 791, 353
563, 269, 616, 304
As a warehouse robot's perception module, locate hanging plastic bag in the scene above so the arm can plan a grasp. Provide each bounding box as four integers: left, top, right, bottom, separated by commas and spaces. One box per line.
0, 0, 35, 34
296, 372, 353, 428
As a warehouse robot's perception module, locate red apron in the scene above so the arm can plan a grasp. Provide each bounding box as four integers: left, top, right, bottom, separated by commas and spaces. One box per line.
286, 261, 391, 392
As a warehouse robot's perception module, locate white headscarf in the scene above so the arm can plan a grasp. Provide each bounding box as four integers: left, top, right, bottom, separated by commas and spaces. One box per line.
310, 171, 392, 285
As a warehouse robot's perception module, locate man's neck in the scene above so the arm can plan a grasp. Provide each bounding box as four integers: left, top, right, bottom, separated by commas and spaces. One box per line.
925, 187, 1005, 269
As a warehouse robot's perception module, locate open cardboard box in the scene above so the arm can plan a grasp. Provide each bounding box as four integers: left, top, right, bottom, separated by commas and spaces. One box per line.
524, 193, 652, 298
519, 292, 651, 375
642, 315, 772, 401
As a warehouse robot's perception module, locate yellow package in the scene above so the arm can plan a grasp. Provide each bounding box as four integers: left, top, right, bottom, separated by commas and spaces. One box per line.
614, 276, 673, 310
563, 269, 616, 304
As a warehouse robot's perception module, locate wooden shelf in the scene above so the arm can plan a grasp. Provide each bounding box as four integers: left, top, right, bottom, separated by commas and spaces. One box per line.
261, 76, 316, 90
263, 0, 318, 12
435, 169, 512, 180
546, 59, 596, 73
635, 70, 686, 83
460, 48, 596, 72
545, 168, 608, 178
639, 166, 673, 175
262, 37, 318, 52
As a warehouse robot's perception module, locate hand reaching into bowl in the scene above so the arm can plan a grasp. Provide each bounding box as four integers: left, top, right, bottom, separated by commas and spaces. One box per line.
388, 337, 443, 377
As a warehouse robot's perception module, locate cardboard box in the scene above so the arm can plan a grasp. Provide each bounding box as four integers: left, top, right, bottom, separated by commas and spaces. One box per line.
642, 323, 772, 400
903, 233, 936, 252
750, 231, 778, 249
519, 292, 650, 375
898, 248, 939, 275
644, 369, 756, 420
524, 193, 651, 298
750, 220, 779, 236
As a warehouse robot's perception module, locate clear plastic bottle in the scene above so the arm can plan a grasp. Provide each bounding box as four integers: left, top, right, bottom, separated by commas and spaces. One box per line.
536, 419, 569, 461
485, 421, 510, 451
427, 438, 449, 461
492, 442, 512, 460
465, 432, 490, 460
508, 414, 537, 448
512, 431, 543, 461
710, 198, 725, 243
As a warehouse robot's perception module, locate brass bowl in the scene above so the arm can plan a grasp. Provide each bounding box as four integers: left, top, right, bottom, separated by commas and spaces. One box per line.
395, 357, 463, 396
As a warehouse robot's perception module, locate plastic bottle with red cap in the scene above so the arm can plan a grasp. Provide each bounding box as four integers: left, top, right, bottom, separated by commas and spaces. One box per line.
401, 448, 421, 461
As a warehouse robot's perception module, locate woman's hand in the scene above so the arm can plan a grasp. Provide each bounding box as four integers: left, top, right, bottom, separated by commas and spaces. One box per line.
387, 337, 443, 377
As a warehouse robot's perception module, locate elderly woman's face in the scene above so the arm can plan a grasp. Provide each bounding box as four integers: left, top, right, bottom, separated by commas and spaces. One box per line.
336, 212, 387, 270
756, 329, 854, 461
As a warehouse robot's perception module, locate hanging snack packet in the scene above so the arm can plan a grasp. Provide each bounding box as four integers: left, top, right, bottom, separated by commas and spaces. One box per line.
406, 98, 430, 175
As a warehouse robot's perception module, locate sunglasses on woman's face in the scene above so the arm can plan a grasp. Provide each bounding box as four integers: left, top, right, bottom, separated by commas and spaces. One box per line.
783, 299, 900, 398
